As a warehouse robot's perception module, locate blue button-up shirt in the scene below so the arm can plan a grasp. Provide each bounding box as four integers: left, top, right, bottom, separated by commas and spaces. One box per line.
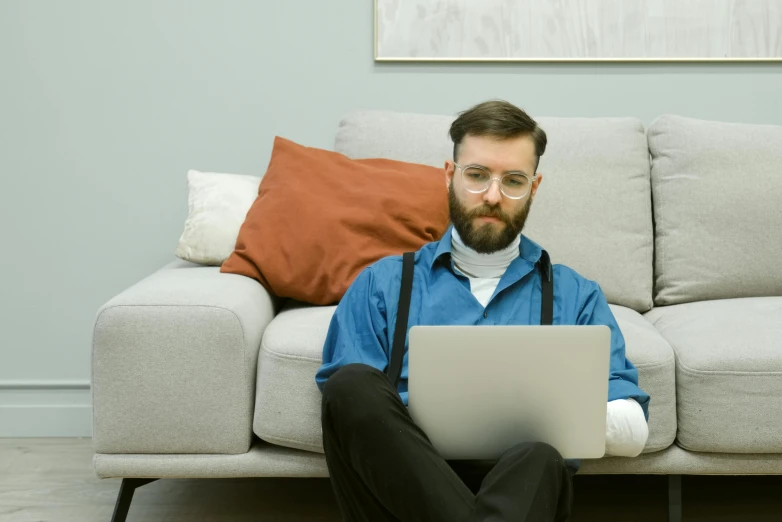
316, 226, 650, 424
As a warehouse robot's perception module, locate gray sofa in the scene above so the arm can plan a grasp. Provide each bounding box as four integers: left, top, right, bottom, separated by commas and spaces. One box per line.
91, 111, 782, 522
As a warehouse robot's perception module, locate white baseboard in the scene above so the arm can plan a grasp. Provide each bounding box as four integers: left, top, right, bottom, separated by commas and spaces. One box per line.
0, 380, 92, 437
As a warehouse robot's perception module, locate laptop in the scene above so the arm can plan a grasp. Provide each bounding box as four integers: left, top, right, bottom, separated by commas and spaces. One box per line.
407, 325, 611, 460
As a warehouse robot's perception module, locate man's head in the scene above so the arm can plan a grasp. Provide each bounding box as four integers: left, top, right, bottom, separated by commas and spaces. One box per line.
445, 100, 546, 254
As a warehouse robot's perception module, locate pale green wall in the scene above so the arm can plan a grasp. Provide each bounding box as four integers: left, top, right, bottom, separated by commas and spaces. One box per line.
1, 0, 780, 385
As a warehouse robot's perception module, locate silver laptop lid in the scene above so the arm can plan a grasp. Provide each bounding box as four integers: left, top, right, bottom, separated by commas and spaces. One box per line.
407, 325, 610, 460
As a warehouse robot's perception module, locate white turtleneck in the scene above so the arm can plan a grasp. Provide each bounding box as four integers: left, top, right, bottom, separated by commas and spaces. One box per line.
449, 227, 649, 457
451, 227, 519, 307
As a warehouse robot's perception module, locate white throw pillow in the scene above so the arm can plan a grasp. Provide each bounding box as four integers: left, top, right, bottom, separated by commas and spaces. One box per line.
176, 169, 261, 266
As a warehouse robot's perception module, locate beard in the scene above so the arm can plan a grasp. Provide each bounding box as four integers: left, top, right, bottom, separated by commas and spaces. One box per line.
448, 183, 533, 254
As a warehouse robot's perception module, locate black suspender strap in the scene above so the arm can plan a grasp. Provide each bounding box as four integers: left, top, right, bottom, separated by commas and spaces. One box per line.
539, 250, 554, 326
386, 249, 552, 387
387, 252, 415, 388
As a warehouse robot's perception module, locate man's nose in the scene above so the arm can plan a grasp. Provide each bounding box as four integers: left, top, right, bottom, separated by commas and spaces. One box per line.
483, 179, 503, 205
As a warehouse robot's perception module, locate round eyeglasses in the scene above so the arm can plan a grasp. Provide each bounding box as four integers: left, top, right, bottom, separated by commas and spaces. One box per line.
454, 163, 535, 200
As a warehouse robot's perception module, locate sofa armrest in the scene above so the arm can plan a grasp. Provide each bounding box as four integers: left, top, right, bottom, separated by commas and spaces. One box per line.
92, 260, 276, 455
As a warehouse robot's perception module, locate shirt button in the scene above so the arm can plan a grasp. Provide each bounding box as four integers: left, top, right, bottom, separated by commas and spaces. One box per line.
483, 311, 488, 319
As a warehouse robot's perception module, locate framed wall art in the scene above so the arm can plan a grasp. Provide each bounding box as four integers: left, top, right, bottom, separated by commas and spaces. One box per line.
375, 0, 782, 62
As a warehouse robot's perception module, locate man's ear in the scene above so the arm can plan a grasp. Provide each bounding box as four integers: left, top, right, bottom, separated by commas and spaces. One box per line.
444, 160, 455, 190
530, 172, 543, 200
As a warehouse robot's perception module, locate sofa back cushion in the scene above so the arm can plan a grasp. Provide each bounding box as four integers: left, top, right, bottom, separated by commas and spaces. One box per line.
649, 115, 782, 306
336, 111, 654, 312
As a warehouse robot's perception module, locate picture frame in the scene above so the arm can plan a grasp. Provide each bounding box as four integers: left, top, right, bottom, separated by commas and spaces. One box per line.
374, 0, 782, 63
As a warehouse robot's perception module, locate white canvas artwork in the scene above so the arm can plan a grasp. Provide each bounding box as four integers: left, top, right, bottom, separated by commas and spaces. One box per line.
375, 0, 782, 60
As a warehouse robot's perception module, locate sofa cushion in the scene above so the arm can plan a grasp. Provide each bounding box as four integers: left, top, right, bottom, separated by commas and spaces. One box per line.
221, 136, 449, 305
175, 170, 261, 266
336, 111, 654, 313
646, 297, 782, 453
648, 114, 782, 306
610, 305, 676, 453
254, 301, 673, 455
253, 302, 334, 453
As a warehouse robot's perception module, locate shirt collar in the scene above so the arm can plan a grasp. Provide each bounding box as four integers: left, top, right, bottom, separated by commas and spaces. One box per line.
429, 225, 544, 274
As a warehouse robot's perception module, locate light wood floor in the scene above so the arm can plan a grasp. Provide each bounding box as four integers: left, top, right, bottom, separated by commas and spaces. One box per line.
1, 438, 781, 522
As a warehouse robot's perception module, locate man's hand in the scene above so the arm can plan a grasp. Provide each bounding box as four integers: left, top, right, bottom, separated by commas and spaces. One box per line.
605, 398, 649, 457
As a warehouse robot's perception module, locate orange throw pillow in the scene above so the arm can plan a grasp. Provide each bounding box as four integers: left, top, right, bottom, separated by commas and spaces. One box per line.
220, 137, 450, 305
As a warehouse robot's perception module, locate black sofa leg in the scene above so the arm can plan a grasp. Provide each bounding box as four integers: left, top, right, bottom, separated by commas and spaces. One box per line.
668, 474, 682, 522
111, 478, 159, 522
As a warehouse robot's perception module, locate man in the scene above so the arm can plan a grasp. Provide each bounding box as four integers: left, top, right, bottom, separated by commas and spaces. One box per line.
315, 100, 650, 522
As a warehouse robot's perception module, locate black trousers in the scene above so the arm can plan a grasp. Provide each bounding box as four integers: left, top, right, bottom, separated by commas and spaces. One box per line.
321, 364, 575, 522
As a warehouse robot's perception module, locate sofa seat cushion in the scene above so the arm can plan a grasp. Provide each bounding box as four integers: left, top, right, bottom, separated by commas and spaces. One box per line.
255, 301, 676, 455
610, 305, 676, 452
646, 297, 782, 453
253, 302, 334, 453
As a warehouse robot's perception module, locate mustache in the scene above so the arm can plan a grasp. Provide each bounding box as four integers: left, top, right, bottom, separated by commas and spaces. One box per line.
468, 206, 512, 223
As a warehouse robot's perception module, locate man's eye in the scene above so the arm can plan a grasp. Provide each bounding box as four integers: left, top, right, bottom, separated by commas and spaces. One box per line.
465, 170, 488, 180
504, 176, 527, 187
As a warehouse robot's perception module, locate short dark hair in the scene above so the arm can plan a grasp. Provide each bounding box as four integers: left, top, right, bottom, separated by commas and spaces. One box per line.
449, 100, 547, 171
